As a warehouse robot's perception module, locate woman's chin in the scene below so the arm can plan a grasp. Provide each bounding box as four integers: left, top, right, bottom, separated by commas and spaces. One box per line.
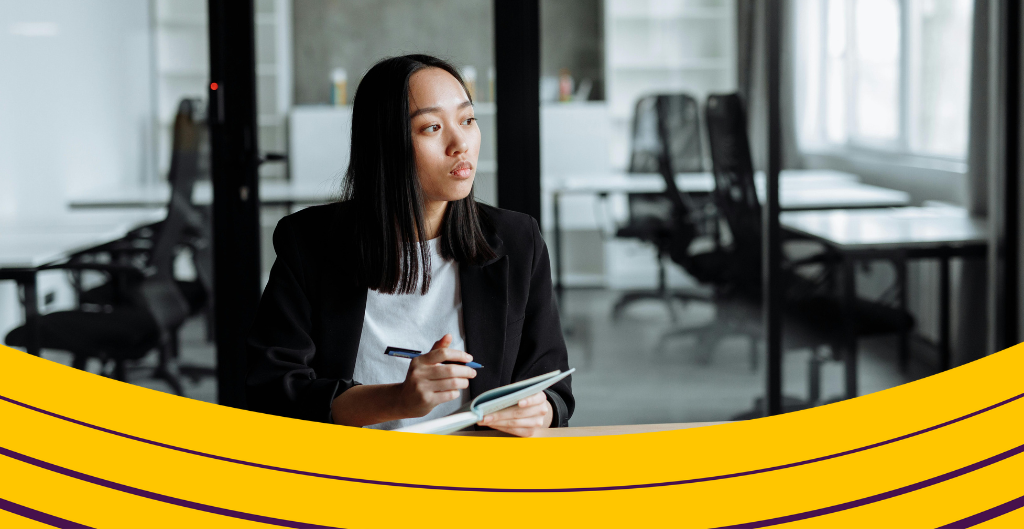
443, 178, 476, 201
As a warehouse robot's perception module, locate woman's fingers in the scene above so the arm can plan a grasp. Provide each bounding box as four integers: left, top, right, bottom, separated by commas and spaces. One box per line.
518, 392, 547, 407
428, 334, 453, 352
484, 415, 548, 428
422, 377, 470, 392
415, 363, 476, 381
433, 389, 461, 404
416, 346, 474, 366
480, 396, 549, 424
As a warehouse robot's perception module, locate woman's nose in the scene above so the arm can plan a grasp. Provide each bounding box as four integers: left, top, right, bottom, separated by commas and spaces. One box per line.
446, 127, 468, 156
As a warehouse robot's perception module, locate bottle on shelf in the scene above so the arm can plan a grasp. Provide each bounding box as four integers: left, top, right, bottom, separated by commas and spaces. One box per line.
558, 68, 574, 102
461, 66, 477, 101
487, 66, 495, 102
331, 68, 347, 106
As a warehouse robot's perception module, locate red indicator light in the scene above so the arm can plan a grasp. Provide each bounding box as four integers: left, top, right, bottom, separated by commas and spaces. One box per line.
210, 82, 218, 91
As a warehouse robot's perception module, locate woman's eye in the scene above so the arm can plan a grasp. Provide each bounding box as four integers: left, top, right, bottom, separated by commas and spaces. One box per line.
424, 124, 441, 133
463, 117, 477, 126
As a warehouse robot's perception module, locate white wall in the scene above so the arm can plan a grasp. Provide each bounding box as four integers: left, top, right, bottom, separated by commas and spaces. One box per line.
0, 0, 154, 217
0, 0, 154, 338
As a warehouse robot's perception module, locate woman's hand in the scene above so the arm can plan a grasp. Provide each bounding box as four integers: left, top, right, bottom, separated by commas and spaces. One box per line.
396, 334, 477, 418
478, 392, 553, 437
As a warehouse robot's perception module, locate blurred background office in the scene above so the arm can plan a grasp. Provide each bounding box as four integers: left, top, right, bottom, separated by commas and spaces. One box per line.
1, 0, 1015, 425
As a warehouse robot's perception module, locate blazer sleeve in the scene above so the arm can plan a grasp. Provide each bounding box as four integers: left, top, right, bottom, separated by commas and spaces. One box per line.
245, 215, 359, 422
512, 217, 575, 427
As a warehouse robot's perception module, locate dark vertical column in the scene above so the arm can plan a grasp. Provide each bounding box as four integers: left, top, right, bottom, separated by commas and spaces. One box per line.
208, 0, 261, 408
763, 0, 784, 415
1002, 0, 1020, 349
493, 0, 542, 222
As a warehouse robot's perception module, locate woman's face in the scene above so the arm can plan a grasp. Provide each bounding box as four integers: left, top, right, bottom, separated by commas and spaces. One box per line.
408, 67, 480, 205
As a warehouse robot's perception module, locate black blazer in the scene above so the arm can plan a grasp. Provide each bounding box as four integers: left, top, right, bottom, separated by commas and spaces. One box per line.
246, 201, 574, 427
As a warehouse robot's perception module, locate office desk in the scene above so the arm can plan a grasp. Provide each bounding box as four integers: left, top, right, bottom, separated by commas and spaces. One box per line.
546, 168, 862, 196
545, 170, 911, 302
780, 206, 988, 398
453, 421, 725, 437
68, 180, 338, 210
0, 209, 167, 356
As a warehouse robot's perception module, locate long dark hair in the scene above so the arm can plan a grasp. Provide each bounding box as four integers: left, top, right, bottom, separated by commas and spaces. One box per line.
341, 54, 495, 295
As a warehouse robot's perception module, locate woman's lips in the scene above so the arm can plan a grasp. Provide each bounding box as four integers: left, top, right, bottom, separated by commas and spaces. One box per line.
450, 162, 473, 179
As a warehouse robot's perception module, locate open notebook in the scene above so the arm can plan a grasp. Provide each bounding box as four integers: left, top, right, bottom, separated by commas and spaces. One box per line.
394, 369, 575, 435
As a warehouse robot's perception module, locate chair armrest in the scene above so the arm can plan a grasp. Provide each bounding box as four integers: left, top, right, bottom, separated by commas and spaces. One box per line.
784, 253, 836, 269
41, 262, 149, 279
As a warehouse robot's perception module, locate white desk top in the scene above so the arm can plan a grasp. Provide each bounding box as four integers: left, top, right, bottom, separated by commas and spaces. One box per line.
544, 169, 910, 210
780, 206, 988, 251
68, 180, 339, 209
0, 209, 166, 269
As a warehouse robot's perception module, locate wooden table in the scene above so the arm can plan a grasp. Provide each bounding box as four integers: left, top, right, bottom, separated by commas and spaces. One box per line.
0, 209, 167, 356
780, 206, 988, 397
453, 421, 726, 437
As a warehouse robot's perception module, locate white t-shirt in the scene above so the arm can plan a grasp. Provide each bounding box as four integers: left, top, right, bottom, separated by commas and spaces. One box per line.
353, 237, 471, 430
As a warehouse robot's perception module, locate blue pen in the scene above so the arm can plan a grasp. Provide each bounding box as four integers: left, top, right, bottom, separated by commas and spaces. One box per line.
384, 346, 484, 369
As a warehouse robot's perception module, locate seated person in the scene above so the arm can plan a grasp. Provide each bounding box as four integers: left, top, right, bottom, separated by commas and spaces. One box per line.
246, 54, 574, 436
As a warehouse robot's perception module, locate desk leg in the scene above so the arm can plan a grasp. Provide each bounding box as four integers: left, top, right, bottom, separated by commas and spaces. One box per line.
897, 257, 909, 373
939, 257, 951, 370
19, 272, 41, 356
553, 190, 564, 310
842, 257, 858, 399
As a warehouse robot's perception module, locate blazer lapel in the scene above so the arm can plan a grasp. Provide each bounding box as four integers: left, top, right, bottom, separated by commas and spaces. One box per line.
461, 252, 508, 398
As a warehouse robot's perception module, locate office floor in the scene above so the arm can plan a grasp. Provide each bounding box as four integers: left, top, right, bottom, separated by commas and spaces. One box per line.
38, 289, 937, 425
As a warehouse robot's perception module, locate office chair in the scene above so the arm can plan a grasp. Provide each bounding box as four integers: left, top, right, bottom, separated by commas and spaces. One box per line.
627, 95, 762, 367
612, 94, 712, 322
72, 100, 214, 383
5, 167, 196, 394
5, 99, 212, 393
690, 93, 914, 408
74, 99, 210, 313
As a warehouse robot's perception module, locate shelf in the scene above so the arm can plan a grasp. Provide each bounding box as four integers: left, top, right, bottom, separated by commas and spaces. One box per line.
157, 17, 207, 28
158, 113, 284, 127
610, 58, 729, 70
258, 114, 285, 127
608, 8, 728, 20
158, 69, 208, 77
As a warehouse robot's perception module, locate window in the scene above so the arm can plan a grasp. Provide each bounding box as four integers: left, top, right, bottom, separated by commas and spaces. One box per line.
795, 0, 973, 161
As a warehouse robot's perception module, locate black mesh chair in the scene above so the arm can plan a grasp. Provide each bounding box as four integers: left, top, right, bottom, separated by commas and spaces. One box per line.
622, 95, 761, 366
5, 179, 195, 394
73, 100, 214, 383
612, 94, 714, 321
695, 93, 915, 407
75, 99, 211, 318
5, 101, 208, 394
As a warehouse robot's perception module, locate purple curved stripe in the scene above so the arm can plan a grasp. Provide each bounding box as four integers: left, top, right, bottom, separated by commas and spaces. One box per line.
0, 447, 341, 529
0, 391, 1021, 492
0, 497, 93, 529
711, 443, 1024, 528
937, 493, 1024, 528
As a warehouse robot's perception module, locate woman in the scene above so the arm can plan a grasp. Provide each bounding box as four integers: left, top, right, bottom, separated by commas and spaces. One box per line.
246, 54, 573, 436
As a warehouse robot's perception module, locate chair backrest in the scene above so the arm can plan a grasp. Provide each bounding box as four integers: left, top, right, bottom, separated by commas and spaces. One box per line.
629, 94, 705, 174
138, 100, 202, 337
704, 93, 762, 293
646, 94, 732, 285
169, 99, 213, 296
625, 94, 705, 227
